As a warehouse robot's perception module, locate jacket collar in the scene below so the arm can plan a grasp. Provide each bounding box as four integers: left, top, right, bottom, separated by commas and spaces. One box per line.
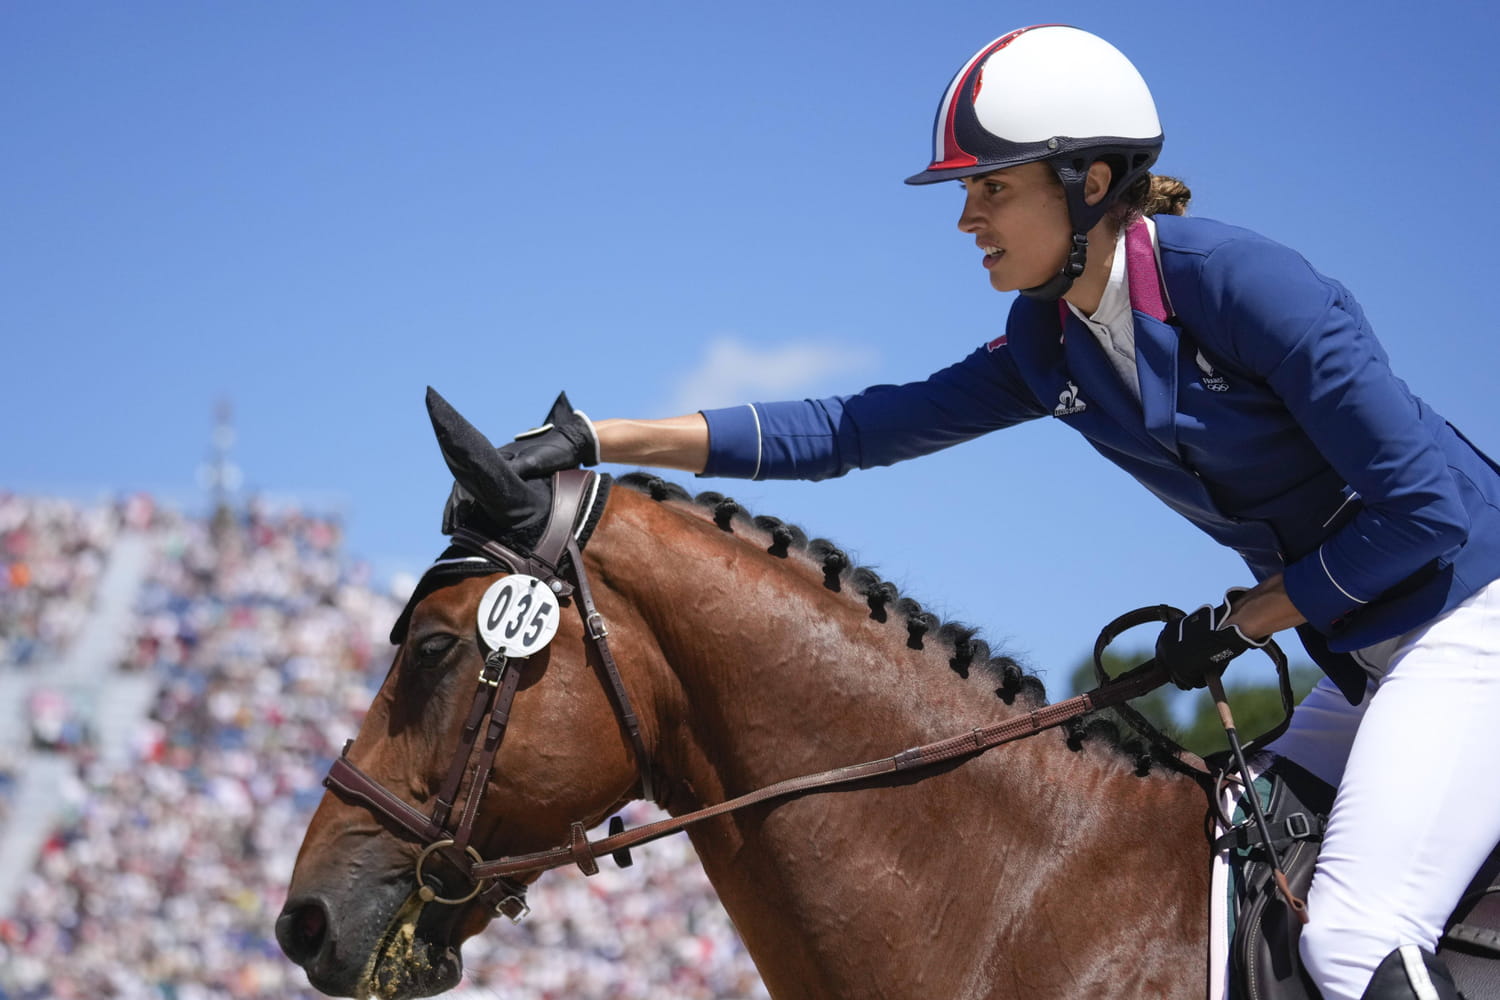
1124, 217, 1182, 457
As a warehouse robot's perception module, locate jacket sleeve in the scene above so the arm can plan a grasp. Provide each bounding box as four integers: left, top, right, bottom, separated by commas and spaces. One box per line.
1194, 236, 1469, 631
698, 340, 1047, 481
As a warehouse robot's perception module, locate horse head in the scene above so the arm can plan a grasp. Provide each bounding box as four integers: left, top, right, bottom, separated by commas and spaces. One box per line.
280, 390, 1217, 1000
277, 390, 652, 998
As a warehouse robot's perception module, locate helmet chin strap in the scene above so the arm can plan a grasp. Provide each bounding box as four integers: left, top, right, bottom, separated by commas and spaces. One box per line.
1020, 159, 1113, 303
1020, 232, 1088, 301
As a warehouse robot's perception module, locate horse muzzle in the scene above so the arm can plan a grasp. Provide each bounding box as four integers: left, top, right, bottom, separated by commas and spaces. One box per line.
277, 875, 465, 999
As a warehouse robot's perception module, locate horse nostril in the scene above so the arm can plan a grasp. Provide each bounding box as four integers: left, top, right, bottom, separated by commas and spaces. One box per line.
276, 897, 331, 967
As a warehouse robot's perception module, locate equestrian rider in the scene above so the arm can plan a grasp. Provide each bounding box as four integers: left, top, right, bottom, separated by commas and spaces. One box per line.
468, 25, 1500, 1000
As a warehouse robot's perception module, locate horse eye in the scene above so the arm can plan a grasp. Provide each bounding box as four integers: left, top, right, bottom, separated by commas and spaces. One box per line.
412, 633, 458, 668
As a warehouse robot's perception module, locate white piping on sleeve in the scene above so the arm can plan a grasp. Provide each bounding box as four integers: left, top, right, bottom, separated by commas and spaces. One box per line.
1319, 544, 1369, 605
748, 404, 763, 481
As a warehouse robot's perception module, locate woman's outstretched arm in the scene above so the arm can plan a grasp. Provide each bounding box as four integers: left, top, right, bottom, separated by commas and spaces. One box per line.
595, 415, 709, 474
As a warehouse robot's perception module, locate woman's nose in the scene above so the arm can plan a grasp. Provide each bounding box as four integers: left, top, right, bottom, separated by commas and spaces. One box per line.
957, 192, 981, 233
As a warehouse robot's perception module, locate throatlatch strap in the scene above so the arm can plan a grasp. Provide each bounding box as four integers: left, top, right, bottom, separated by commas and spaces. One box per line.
565, 535, 655, 805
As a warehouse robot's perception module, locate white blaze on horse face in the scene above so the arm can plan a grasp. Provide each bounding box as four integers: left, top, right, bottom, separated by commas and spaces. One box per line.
477, 575, 561, 656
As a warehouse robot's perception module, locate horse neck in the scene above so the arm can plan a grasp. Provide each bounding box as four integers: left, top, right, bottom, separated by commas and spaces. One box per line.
595, 490, 990, 782
590, 489, 1210, 999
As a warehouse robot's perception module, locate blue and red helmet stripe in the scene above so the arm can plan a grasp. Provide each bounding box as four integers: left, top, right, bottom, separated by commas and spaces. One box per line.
928, 26, 1037, 173
908, 24, 1083, 186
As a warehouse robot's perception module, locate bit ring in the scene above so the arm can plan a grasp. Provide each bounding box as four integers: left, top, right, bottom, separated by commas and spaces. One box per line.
414, 840, 485, 905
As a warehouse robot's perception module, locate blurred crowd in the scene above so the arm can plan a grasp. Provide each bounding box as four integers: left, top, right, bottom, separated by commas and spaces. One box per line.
0, 749, 13, 829
0, 493, 119, 671
0, 495, 767, 1000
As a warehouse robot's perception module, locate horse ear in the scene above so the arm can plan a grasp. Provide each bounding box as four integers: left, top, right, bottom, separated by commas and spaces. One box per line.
425, 387, 548, 535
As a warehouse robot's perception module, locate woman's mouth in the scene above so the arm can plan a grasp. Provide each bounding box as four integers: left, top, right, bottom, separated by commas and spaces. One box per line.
981, 245, 1005, 269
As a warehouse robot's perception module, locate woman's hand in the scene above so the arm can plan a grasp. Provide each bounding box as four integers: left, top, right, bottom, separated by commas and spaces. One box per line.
1154, 576, 1307, 690
1155, 596, 1265, 690
499, 393, 601, 479
481, 393, 712, 479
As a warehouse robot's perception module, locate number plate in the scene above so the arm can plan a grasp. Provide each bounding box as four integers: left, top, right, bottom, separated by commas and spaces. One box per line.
476, 575, 560, 656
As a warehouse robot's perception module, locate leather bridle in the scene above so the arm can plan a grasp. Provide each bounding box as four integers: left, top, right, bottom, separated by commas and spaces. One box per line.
322, 467, 1190, 922
323, 469, 653, 922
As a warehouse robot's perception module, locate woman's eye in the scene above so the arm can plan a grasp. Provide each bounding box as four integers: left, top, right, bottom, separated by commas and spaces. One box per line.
413, 634, 458, 667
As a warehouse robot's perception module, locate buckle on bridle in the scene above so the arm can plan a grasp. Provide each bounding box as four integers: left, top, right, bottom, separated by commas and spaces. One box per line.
494, 890, 530, 923
478, 652, 507, 688
586, 611, 609, 640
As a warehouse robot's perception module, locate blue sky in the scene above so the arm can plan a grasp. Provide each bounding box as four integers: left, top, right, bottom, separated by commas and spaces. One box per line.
5, 1, 1499, 692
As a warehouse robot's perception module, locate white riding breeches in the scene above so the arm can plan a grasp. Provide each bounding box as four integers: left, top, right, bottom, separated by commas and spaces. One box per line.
1264, 577, 1500, 1000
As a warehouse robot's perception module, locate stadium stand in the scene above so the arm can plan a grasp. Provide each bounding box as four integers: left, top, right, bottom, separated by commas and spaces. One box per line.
0, 496, 768, 1000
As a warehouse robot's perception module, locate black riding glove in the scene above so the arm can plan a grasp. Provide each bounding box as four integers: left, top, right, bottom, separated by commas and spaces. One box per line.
498, 391, 600, 481
1155, 588, 1267, 690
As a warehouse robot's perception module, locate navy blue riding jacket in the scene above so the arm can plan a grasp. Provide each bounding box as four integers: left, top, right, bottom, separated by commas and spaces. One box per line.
699, 215, 1500, 694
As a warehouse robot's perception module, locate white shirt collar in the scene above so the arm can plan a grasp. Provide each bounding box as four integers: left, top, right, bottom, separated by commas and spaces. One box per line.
1067, 224, 1131, 330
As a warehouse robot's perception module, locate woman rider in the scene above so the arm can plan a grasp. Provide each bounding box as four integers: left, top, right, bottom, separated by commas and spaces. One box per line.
461, 25, 1500, 1000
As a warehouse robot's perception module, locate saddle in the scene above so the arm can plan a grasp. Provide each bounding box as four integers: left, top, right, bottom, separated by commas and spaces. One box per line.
1218, 756, 1500, 999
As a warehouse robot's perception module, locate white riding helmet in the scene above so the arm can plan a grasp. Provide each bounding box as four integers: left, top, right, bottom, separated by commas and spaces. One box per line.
906, 25, 1164, 299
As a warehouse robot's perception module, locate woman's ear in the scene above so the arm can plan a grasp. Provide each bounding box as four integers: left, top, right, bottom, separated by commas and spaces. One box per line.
1083, 160, 1114, 207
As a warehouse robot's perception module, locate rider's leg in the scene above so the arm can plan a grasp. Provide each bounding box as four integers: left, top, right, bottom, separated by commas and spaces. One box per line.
1295, 579, 1500, 1000
1262, 630, 1402, 786
1261, 672, 1370, 787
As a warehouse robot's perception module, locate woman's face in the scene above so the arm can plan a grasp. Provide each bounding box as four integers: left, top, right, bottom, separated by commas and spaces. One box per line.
957, 161, 1107, 294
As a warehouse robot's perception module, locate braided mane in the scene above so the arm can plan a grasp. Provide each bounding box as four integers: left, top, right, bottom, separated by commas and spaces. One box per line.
615, 473, 1174, 775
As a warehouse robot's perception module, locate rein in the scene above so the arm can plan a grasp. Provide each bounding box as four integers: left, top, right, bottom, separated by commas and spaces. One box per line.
470, 655, 1172, 883
325, 469, 1179, 917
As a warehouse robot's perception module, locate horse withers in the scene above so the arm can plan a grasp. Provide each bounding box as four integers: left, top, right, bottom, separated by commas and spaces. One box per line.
275, 389, 1222, 999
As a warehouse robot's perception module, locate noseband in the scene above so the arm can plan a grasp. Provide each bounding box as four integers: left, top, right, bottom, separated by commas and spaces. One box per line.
322, 469, 653, 922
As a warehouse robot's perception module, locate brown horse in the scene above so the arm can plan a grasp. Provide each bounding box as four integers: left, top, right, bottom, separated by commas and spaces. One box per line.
278, 390, 1213, 999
